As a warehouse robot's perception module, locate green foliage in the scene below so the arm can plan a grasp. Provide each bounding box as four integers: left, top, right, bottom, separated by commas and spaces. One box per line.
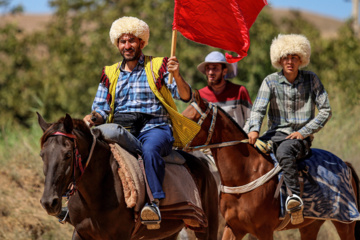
0, 1, 359, 125
236, 9, 280, 98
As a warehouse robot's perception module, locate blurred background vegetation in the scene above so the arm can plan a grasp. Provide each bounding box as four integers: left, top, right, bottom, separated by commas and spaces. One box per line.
0, 0, 359, 239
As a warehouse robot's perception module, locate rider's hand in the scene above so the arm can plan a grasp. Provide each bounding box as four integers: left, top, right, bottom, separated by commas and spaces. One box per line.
83, 114, 95, 127
286, 132, 304, 140
83, 112, 103, 127
167, 56, 180, 79
248, 131, 259, 145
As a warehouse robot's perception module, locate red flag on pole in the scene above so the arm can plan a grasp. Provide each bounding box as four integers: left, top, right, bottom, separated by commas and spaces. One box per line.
172, 0, 268, 63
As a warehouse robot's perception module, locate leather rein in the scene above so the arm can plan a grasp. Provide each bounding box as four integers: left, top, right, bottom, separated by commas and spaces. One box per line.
183, 101, 281, 194
183, 102, 249, 151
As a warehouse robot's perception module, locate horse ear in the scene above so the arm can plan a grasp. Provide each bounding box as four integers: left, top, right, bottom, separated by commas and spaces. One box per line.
194, 89, 207, 111
64, 114, 74, 133
37, 112, 51, 132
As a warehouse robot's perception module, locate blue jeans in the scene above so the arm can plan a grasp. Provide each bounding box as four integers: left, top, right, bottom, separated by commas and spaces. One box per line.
137, 125, 174, 200
96, 124, 174, 200
95, 123, 142, 156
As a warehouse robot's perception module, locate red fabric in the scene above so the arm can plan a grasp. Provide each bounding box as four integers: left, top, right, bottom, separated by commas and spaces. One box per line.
198, 81, 252, 105
173, 0, 267, 63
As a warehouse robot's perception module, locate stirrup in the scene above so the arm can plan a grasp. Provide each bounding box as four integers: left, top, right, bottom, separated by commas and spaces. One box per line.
140, 202, 161, 229
286, 194, 304, 225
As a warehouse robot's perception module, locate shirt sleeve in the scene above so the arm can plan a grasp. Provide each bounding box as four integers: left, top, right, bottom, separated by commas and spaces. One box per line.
241, 86, 253, 133
164, 72, 192, 102
248, 78, 271, 133
298, 74, 332, 137
92, 81, 111, 122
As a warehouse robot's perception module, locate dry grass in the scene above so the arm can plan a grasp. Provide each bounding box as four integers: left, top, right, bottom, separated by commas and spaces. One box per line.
266, 7, 344, 38
0, 14, 52, 33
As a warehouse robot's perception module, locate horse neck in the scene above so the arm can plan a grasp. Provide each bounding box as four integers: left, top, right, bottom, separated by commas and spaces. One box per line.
210, 112, 273, 186
75, 136, 118, 203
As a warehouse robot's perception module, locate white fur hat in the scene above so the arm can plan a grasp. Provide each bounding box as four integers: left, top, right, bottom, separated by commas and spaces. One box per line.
270, 34, 311, 69
109, 16, 150, 48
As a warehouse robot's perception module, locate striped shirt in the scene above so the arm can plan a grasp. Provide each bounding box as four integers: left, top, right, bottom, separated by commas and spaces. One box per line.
199, 81, 252, 132
248, 70, 332, 138
92, 54, 183, 132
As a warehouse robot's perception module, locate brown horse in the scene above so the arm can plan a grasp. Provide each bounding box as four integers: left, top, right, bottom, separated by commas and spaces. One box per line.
37, 112, 218, 240
181, 90, 360, 240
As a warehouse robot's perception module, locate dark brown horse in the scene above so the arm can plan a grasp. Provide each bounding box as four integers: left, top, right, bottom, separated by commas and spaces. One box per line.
37, 112, 218, 240
181, 90, 360, 240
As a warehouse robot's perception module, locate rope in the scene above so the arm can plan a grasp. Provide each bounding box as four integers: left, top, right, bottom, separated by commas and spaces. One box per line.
220, 165, 282, 194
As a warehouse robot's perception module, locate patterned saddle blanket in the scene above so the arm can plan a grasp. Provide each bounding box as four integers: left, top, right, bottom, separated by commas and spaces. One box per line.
273, 148, 360, 222
109, 143, 207, 230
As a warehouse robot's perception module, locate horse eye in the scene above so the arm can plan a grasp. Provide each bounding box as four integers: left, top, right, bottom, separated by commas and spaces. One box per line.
65, 151, 72, 159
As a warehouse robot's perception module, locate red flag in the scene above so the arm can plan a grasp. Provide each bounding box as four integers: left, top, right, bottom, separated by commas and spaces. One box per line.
173, 0, 267, 63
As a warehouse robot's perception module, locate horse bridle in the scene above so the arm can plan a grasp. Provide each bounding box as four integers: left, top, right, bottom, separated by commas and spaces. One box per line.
184, 101, 282, 194
183, 102, 249, 151
50, 131, 96, 193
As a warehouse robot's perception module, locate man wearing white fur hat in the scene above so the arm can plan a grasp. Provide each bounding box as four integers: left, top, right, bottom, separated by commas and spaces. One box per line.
247, 34, 332, 225
83, 16, 199, 228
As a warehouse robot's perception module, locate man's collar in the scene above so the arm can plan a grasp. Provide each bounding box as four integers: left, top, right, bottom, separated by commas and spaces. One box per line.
120, 53, 145, 71
278, 70, 304, 84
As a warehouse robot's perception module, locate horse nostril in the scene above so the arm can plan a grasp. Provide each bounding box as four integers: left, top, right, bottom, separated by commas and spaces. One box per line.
40, 196, 60, 212
51, 197, 60, 209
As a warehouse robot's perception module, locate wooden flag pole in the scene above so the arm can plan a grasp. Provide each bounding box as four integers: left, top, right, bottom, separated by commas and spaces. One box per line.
169, 29, 177, 84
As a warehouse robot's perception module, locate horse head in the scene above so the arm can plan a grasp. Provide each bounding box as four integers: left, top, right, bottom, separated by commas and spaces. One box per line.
182, 89, 249, 150
182, 90, 266, 186
37, 112, 94, 216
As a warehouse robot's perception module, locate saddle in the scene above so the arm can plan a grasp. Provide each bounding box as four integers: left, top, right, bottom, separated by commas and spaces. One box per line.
109, 143, 208, 231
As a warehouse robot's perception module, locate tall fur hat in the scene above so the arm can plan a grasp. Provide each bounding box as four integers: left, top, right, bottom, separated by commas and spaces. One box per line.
270, 34, 311, 69
109, 16, 150, 48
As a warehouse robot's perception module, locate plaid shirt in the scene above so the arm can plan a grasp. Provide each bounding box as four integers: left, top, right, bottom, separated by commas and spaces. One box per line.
92, 54, 183, 132
249, 70, 332, 138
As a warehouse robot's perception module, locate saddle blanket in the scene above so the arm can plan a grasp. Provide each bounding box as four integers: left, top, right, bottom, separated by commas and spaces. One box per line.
273, 148, 360, 222
109, 143, 207, 230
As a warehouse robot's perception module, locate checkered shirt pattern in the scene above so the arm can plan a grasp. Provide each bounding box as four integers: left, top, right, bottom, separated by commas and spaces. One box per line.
249, 70, 332, 138
92, 54, 181, 132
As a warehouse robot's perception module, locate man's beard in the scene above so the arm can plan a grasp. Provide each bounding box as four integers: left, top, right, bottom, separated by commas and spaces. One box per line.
208, 75, 223, 87
120, 46, 142, 61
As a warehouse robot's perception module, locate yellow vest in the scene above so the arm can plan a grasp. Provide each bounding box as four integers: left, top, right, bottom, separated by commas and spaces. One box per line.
104, 56, 200, 148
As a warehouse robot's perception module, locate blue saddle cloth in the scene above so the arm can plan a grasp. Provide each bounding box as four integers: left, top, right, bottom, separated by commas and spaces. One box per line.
273, 148, 360, 222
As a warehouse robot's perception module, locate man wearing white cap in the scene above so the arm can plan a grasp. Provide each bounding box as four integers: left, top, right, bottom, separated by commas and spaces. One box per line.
83, 16, 199, 227
247, 34, 332, 225
197, 51, 252, 131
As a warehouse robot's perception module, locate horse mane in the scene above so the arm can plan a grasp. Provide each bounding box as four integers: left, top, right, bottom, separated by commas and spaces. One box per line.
214, 104, 249, 139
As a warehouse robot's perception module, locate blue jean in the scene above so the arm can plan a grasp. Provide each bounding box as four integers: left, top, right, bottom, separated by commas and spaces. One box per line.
95, 123, 142, 156
137, 125, 174, 200
96, 124, 173, 200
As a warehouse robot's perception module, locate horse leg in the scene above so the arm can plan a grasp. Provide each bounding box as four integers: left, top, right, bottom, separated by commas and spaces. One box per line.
221, 225, 237, 240
332, 221, 356, 240
298, 220, 325, 240
72, 230, 83, 240
178, 228, 196, 240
